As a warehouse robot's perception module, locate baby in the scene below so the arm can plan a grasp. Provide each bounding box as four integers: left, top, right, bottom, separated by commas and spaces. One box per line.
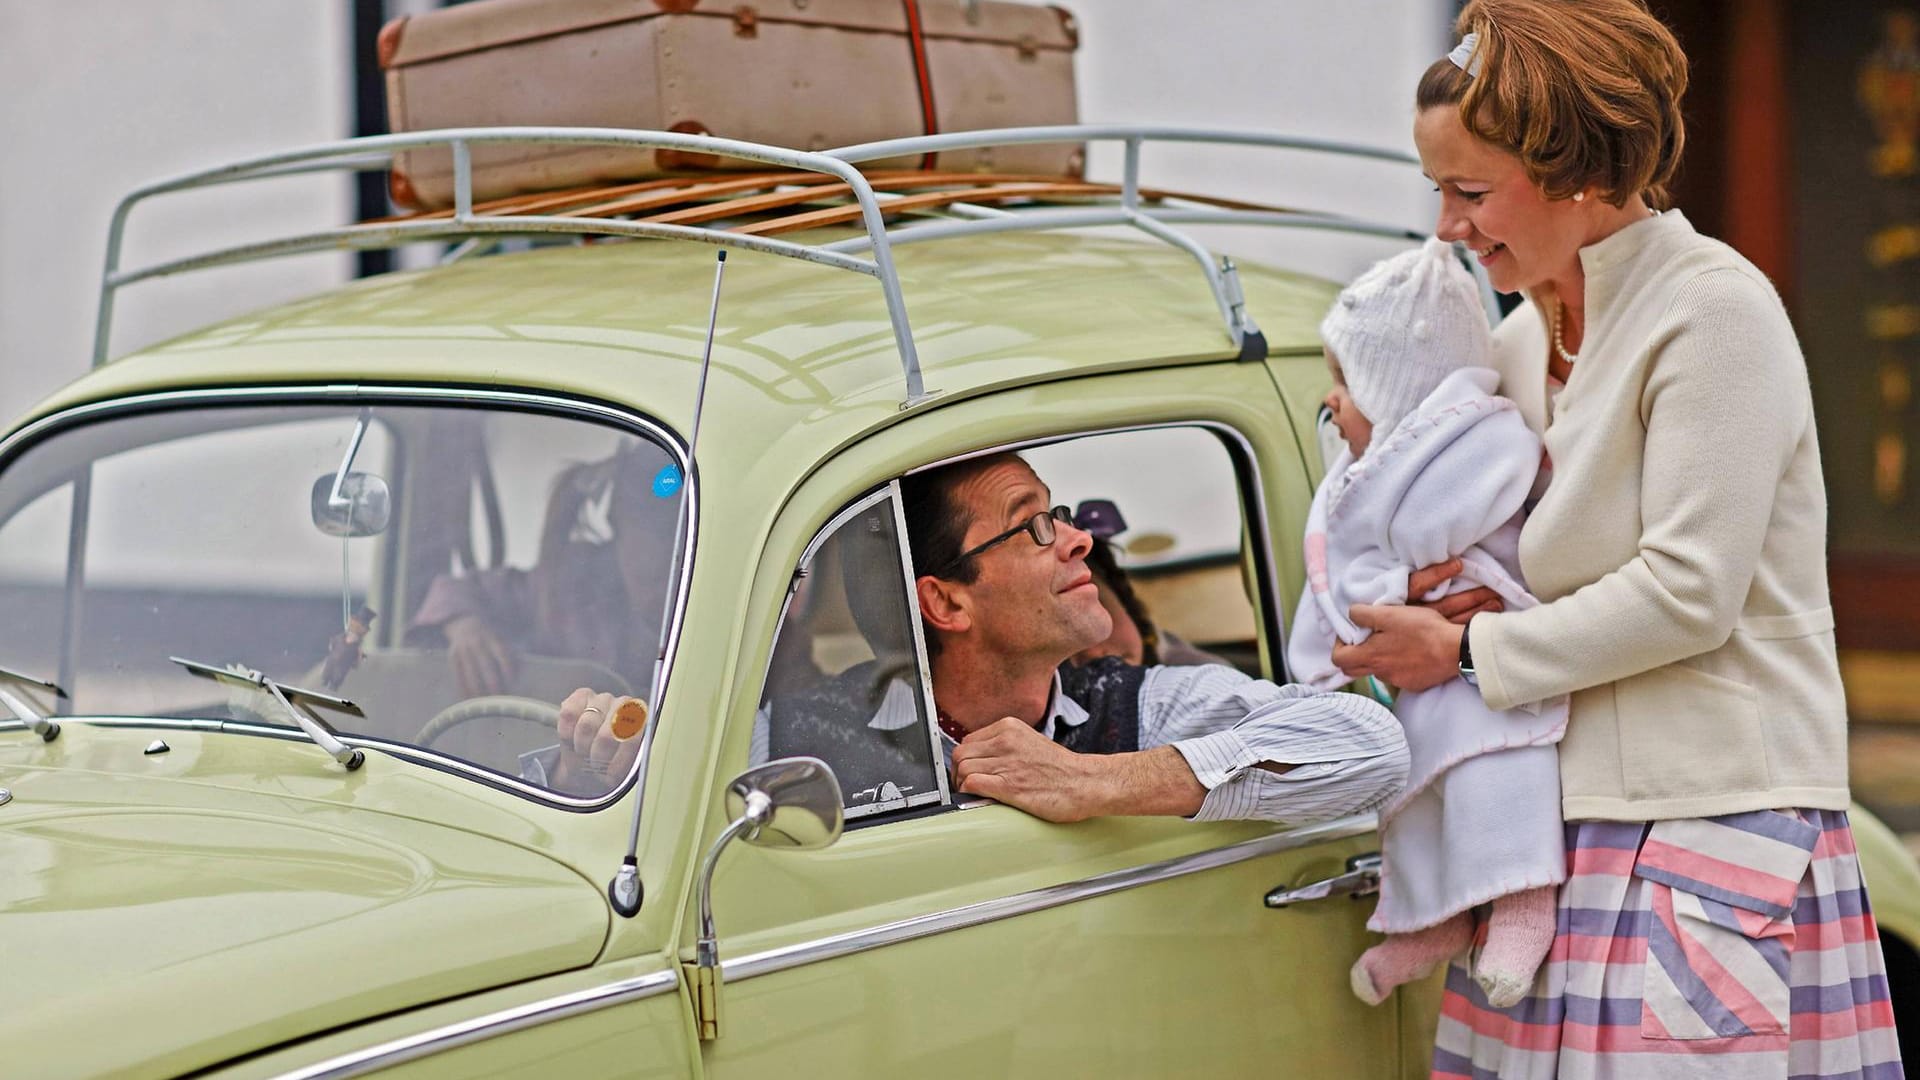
1288, 238, 1570, 1009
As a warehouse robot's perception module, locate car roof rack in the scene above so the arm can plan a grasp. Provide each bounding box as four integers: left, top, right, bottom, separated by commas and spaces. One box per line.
95, 125, 1479, 408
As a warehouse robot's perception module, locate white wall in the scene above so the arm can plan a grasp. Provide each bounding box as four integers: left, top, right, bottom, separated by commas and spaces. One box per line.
1075, 0, 1451, 280
0, 0, 1448, 424
0, 1, 350, 422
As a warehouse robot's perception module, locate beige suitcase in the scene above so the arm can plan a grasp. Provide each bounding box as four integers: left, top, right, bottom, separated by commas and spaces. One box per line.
380, 0, 1081, 210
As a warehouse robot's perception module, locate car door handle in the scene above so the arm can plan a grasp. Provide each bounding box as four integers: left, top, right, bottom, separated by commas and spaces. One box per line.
1265, 852, 1381, 908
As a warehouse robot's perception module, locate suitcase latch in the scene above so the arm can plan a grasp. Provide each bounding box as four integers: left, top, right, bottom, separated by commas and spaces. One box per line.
733, 5, 759, 37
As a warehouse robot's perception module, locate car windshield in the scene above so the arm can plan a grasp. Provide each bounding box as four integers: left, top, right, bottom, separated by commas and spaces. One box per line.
0, 398, 684, 801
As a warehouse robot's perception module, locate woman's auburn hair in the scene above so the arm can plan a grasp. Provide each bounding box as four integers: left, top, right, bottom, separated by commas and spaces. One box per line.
1416, 0, 1689, 209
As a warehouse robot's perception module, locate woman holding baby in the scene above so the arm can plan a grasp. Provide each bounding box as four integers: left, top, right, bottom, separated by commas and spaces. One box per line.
1332, 0, 1903, 1076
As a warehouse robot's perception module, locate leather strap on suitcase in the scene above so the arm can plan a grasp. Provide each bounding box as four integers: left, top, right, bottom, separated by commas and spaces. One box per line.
901, 0, 939, 169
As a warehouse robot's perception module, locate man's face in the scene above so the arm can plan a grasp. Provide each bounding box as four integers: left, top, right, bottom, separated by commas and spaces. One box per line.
944, 459, 1112, 663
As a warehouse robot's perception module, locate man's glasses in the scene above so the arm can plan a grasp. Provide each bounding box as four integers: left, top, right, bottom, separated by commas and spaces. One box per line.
931, 505, 1075, 579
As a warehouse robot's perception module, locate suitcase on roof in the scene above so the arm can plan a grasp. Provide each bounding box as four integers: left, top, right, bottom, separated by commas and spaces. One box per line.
380, 0, 1082, 210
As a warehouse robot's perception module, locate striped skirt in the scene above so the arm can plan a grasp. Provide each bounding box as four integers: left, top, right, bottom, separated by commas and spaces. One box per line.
1431, 809, 1903, 1079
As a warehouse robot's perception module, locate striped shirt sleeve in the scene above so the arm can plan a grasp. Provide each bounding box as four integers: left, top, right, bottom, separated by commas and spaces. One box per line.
1139, 665, 1409, 825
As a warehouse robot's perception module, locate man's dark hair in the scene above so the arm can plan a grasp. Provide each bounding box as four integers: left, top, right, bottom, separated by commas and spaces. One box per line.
898, 452, 1023, 658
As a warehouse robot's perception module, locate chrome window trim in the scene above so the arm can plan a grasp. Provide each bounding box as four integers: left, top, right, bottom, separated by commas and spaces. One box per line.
790, 486, 895, 591
722, 813, 1377, 983
0, 384, 695, 812
268, 969, 679, 1080
889, 478, 953, 806
902, 419, 1291, 678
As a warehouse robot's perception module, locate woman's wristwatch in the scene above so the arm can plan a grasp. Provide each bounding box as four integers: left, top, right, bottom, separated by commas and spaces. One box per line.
1458, 618, 1479, 686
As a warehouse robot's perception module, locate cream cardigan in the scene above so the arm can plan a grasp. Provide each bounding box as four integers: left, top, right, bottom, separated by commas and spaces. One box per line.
1474, 210, 1850, 822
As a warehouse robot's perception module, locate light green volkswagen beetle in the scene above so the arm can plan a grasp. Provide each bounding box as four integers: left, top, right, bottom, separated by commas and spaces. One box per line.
3, 128, 1916, 1078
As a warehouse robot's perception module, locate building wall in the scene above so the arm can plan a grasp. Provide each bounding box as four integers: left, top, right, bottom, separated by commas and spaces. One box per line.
0, 2, 351, 420
0, 0, 1449, 423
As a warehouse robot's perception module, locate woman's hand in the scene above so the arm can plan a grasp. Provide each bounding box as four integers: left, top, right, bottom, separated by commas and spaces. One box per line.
446, 613, 517, 696
1332, 604, 1466, 692
1407, 558, 1504, 625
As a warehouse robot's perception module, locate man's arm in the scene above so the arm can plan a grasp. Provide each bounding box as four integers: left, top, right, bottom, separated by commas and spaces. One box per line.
1145, 664, 1408, 825
952, 665, 1407, 825
951, 721, 1205, 821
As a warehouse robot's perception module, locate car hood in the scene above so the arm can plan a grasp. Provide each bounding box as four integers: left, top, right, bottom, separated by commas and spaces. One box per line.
0, 738, 611, 1080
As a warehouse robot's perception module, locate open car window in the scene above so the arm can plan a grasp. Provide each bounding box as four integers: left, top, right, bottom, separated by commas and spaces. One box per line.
754, 425, 1268, 826
0, 399, 683, 802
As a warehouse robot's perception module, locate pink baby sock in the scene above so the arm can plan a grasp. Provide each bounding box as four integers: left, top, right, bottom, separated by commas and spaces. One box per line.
1472, 885, 1557, 1008
1349, 912, 1474, 1005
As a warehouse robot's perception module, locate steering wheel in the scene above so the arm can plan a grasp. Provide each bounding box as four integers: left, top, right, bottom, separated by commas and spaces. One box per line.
415, 694, 563, 750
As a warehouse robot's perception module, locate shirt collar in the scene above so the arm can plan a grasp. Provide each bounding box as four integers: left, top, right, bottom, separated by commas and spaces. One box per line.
1046, 668, 1091, 737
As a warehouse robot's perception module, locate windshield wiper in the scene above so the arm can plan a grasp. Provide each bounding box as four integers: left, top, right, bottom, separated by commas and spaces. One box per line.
0, 665, 63, 742
168, 656, 365, 770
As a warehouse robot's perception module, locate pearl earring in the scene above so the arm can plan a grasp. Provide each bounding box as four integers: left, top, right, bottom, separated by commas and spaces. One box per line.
1573, 192, 1586, 203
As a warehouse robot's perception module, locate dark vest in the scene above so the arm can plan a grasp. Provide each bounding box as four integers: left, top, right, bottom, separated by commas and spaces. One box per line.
767, 660, 935, 801
1054, 657, 1144, 755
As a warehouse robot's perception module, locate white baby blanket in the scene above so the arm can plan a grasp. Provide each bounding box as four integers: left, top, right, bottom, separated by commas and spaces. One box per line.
1288, 367, 1570, 932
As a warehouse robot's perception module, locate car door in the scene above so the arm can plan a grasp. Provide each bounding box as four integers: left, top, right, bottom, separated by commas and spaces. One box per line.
686, 362, 1406, 1077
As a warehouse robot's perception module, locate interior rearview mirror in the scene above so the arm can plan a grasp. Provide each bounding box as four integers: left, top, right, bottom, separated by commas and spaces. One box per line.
310, 472, 392, 538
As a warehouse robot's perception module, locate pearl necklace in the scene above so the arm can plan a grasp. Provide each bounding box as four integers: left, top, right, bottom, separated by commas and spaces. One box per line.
1550, 299, 1579, 365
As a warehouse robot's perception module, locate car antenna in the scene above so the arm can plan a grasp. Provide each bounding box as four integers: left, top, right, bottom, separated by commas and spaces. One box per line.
609, 248, 726, 918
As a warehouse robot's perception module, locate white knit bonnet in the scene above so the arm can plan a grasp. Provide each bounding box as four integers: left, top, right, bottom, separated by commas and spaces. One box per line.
1318, 237, 1493, 439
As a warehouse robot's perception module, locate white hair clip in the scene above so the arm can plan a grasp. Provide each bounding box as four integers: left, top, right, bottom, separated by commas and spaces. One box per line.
1447, 32, 1484, 78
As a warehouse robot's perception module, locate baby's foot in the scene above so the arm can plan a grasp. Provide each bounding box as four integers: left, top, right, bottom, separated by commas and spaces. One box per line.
1350, 955, 1392, 1006
1473, 886, 1557, 1008
1349, 913, 1474, 1005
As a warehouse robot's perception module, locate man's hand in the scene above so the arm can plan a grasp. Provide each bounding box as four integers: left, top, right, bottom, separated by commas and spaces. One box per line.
952, 718, 1205, 822
446, 614, 516, 697
552, 687, 643, 790
1407, 558, 1504, 625
1332, 604, 1464, 692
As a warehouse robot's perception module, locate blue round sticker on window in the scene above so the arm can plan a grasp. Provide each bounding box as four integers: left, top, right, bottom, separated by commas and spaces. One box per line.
652, 464, 683, 498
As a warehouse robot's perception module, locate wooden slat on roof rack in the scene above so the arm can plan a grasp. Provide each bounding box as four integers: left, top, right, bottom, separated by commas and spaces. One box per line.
535, 173, 843, 220
730, 182, 1122, 237
633, 172, 1107, 227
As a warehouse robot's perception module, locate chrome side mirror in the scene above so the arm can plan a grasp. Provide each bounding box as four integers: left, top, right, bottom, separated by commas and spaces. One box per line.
310, 472, 392, 538
728, 756, 843, 851
690, 757, 843, 1041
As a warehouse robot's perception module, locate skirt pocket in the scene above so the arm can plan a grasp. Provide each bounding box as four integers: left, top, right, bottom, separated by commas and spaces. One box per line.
1630, 812, 1819, 1040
